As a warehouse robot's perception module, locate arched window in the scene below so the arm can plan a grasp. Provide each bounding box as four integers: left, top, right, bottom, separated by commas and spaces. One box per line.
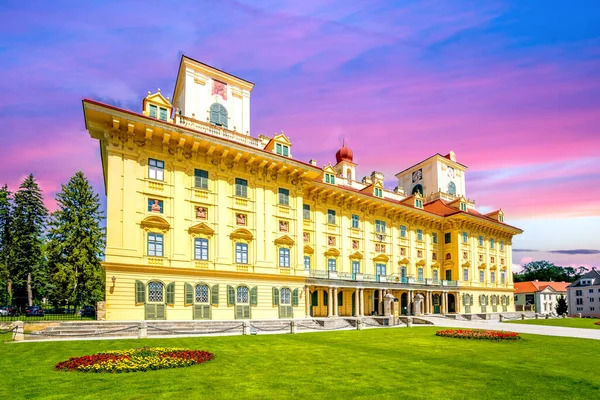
346, 169, 352, 181
448, 181, 456, 195
412, 184, 423, 196
210, 103, 228, 127
237, 286, 249, 304
195, 284, 209, 303
148, 281, 164, 303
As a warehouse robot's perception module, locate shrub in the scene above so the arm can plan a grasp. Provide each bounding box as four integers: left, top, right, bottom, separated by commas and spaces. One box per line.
436, 329, 520, 341
56, 347, 214, 373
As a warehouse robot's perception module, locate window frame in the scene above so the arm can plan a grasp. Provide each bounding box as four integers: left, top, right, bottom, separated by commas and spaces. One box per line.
279, 247, 290, 268
194, 169, 209, 189
327, 258, 337, 271
400, 225, 407, 238
278, 188, 290, 206
194, 238, 209, 261
327, 209, 336, 225
303, 204, 311, 220
351, 214, 359, 229
148, 158, 165, 181
235, 178, 248, 198
235, 242, 249, 264
147, 232, 164, 257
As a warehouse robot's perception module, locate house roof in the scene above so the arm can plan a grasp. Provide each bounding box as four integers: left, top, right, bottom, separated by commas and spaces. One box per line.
568, 269, 600, 287
514, 281, 570, 294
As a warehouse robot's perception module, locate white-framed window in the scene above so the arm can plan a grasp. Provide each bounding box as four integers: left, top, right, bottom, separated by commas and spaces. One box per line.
148, 281, 164, 302
500, 241, 505, 251
491, 271, 496, 283
376, 220, 386, 234
433, 269, 439, 282
327, 209, 336, 225
415, 199, 423, 208
400, 225, 407, 238
235, 178, 248, 198
352, 261, 360, 274
149, 104, 158, 118
501, 271, 506, 284
418, 268, 424, 281
279, 248, 290, 267
304, 256, 311, 270
275, 143, 289, 156
194, 238, 209, 260
235, 243, 248, 264
417, 229, 423, 241
328, 258, 336, 271
462, 232, 468, 243
148, 158, 165, 181
432, 232, 438, 244
463, 269, 469, 281
325, 173, 336, 184
278, 188, 290, 206
351, 214, 359, 229
376, 263, 386, 276
374, 187, 383, 197
400, 266, 407, 278
280, 288, 291, 304
479, 236, 484, 246
159, 107, 168, 121
303, 204, 310, 220
460, 202, 467, 211
195, 284, 209, 303
194, 169, 209, 189
479, 270, 484, 282
237, 286, 249, 304
490, 239, 495, 249
148, 233, 164, 257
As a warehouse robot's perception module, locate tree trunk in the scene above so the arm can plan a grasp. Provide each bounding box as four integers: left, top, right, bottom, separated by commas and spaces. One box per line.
27, 272, 33, 306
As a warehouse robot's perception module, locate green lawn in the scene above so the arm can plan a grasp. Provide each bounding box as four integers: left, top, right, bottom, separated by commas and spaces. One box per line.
504, 317, 600, 330
1, 328, 599, 399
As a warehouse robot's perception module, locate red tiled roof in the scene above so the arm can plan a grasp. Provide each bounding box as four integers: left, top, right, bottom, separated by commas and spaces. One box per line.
514, 281, 569, 294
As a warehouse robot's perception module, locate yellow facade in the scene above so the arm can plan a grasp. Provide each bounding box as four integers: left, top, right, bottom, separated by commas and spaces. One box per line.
83, 55, 522, 321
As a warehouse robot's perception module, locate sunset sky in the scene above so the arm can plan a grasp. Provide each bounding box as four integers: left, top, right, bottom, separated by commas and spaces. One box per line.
1, 1, 599, 269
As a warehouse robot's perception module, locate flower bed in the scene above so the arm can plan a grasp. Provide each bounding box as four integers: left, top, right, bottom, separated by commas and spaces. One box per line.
436, 329, 521, 341
56, 347, 214, 373
595, 321, 600, 326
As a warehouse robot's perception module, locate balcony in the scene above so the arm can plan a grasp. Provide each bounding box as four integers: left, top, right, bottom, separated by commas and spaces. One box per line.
174, 114, 262, 149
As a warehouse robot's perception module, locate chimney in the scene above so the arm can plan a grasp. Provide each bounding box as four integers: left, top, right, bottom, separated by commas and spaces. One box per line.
309, 159, 317, 166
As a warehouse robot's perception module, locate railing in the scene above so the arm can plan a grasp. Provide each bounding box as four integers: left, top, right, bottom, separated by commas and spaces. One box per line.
362, 274, 376, 282
336, 272, 353, 280
309, 270, 328, 278
174, 115, 262, 148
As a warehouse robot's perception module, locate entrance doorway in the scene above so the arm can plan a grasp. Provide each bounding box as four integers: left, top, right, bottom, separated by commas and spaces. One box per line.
373, 290, 380, 315
401, 293, 408, 315
433, 294, 441, 314
448, 293, 456, 313
445, 270, 452, 281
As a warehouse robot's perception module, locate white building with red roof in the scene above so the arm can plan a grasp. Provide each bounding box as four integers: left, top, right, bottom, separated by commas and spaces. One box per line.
514, 281, 569, 314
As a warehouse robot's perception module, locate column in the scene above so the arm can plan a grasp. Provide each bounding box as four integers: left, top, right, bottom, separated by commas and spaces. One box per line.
327, 287, 333, 317
359, 289, 365, 316
443, 292, 448, 314
354, 289, 360, 317
456, 291, 461, 313
305, 286, 310, 318
378, 289, 383, 315
333, 287, 339, 317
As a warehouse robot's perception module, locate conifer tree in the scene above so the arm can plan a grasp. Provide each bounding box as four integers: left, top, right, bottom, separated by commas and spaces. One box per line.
555, 295, 568, 316
0, 185, 13, 304
47, 172, 105, 308
11, 174, 48, 306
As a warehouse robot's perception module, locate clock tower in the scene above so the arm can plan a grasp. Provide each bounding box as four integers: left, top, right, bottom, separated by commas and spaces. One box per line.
395, 150, 467, 199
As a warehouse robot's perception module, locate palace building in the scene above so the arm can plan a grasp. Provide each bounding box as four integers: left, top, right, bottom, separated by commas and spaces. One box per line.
82, 55, 522, 321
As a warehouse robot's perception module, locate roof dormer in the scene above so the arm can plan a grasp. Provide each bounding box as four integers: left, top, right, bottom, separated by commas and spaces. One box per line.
486, 209, 504, 223
322, 164, 337, 185
414, 191, 424, 209
373, 180, 384, 198
264, 132, 292, 157
143, 89, 173, 122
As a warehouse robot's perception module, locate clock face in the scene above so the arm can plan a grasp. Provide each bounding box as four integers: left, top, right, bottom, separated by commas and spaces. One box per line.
447, 167, 455, 178
412, 169, 422, 183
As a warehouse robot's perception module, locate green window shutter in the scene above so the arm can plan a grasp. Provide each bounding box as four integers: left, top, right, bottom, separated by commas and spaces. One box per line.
324, 290, 328, 306
338, 292, 343, 307
166, 282, 175, 305
136, 280, 146, 304
272, 287, 280, 306
292, 289, 299, 306
250, 286, 258, 306
145, 304, 156, 320
227, 285, 235, 305
211, 284, 219, 305
185, 283, 193, 306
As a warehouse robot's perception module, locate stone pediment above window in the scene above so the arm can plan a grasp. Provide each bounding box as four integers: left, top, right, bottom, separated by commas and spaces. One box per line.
349, 251, 363, 260
141, 216, 170, 231
303, 245, 314, 255
478, 263, 487, 269
188, 222, 215, 237
274, 235, 295, 246
462, 261, 471, 268
431, 261, 440, 268
443, 260, 454, 268
324, 248, 340, 257
490, 264, 498, 270
398, 257, 410, 265
415, 258, 426, 266
230, 228, 254, 241
374, 254, 390, 263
